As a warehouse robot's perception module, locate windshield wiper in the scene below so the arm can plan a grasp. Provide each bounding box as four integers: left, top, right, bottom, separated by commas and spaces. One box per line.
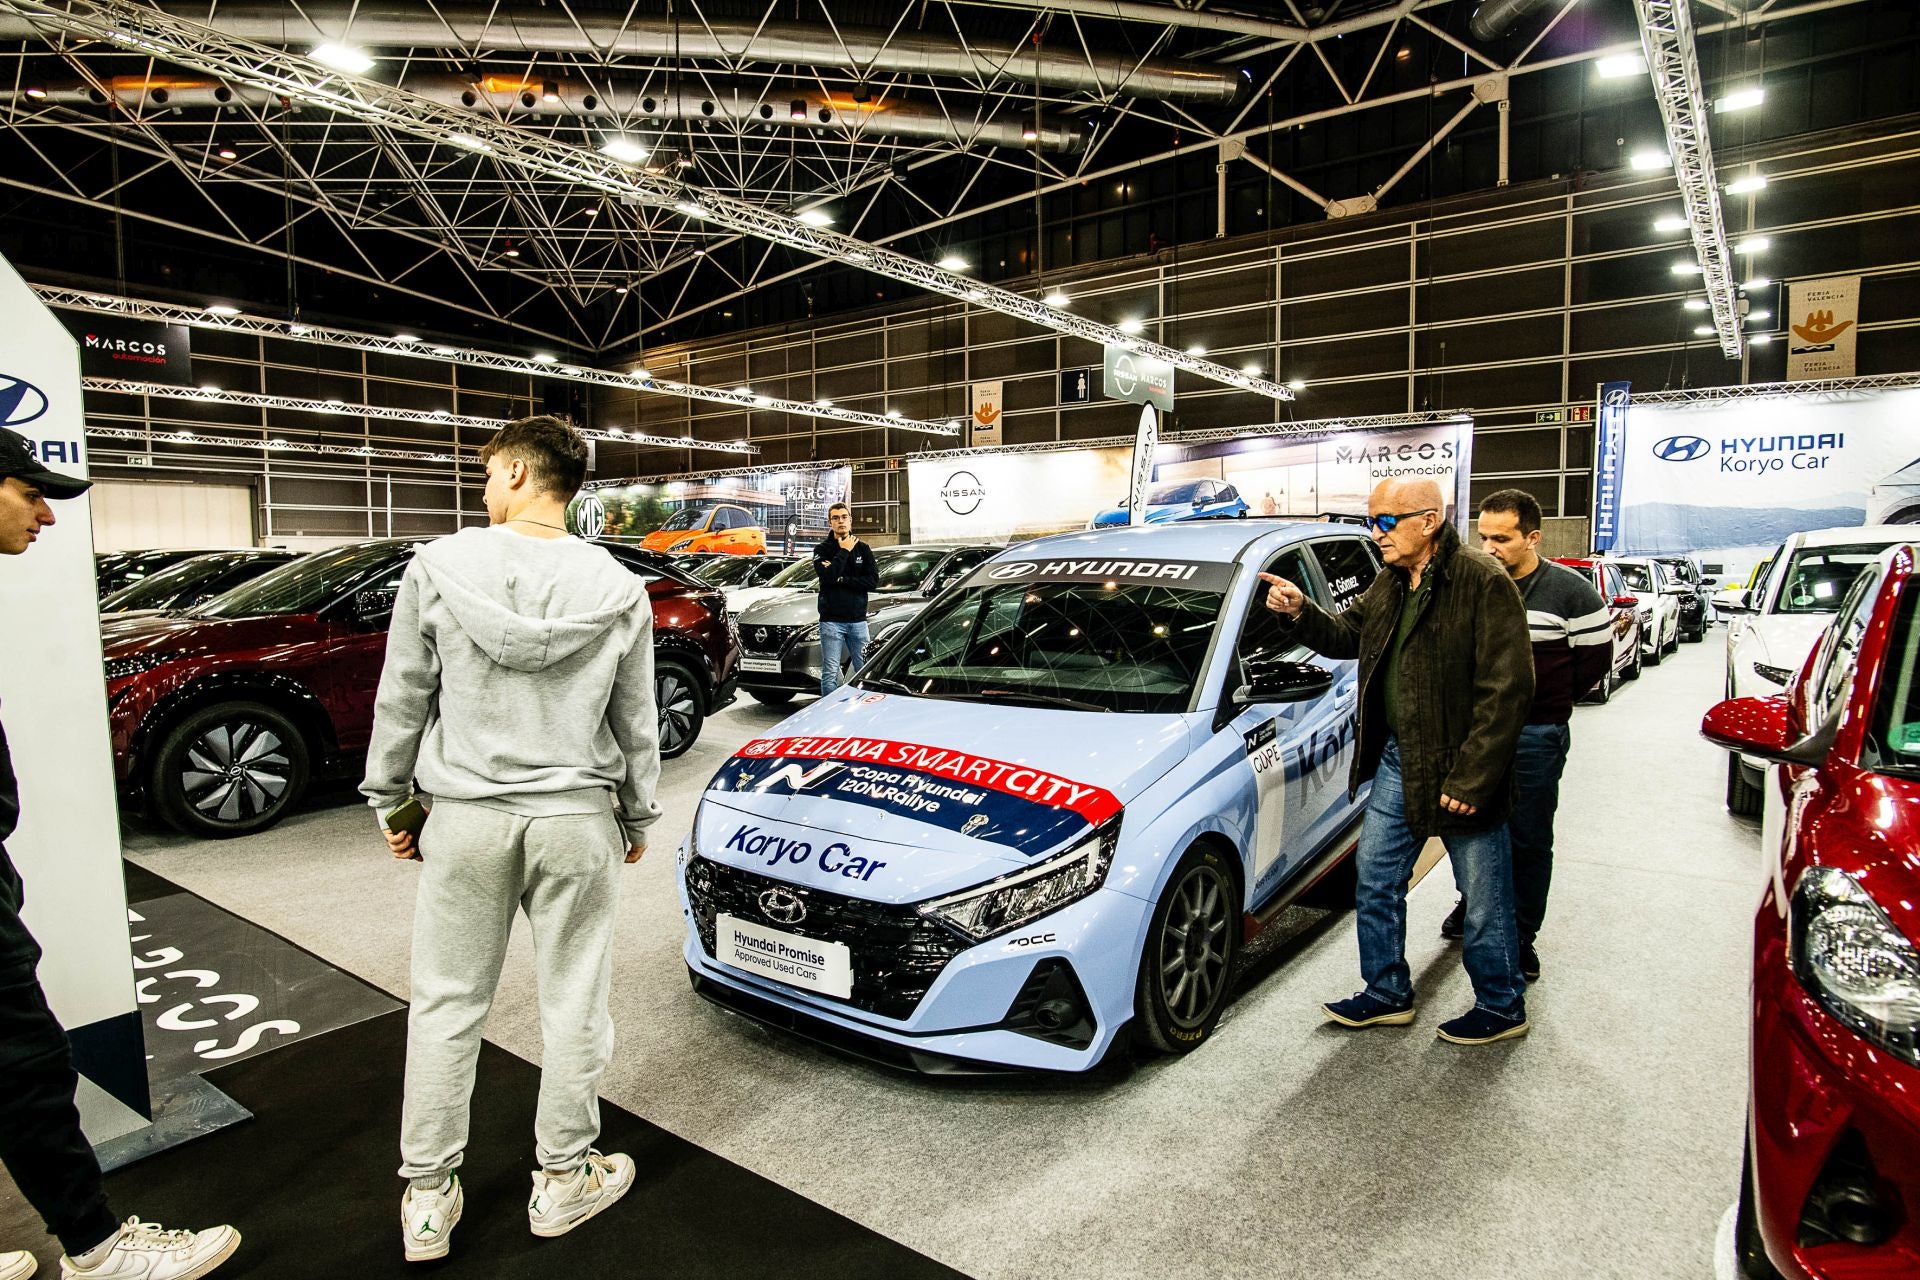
968, 688, 1106, 712
854, 674, 920, 695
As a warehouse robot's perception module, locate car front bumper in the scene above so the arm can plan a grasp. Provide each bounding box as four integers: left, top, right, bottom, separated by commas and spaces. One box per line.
737, 636, 824, 694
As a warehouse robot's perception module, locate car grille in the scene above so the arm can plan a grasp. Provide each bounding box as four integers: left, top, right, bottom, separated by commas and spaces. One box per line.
742, 623, 800, 655
684, 855, 968, 1020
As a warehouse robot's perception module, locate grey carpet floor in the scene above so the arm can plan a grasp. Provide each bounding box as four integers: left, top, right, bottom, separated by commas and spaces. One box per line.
110, 637, 1756, 1280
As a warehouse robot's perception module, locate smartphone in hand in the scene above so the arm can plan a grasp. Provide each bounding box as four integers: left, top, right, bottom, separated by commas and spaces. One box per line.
385, 796, 428, 843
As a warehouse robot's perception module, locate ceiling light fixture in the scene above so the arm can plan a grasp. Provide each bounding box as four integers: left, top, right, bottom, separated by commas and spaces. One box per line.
394, 333, 419, 342
24, 86, 47, 100
936, 254, 968, 271
796, 209, 833, 228
533, 353, 558, 363
205, 304, 239, 315
1286, 379, 1306, 391
1750, 333, 1775, 346
1746, 310, 1773, 323
1117, 317, 1145, 334
1185, 344, 1207, 356
1717, 88, 1765, 113
1630, 150, 1671, 171
1736, 236, 1771, 254
1726, 173, 1769, 195
790, 99, 807, 122
599, 136, 647, 163
886, 408, 904, 419
1743, 276, 1772, 290
1684, 298, 1710, 311
1241, 363, 1261, 376
311, 42, 375, 74
215, 145, 237, 161
1671, 261, 1704, 275
1021, 126, 1038, 142
432, 346, 457, 355
1043, 291, 1070, 307
1597, 54, 1648, 79
541, 80, 559, 103
1654, 215, 1688, 232
1693, 325, 1715, 337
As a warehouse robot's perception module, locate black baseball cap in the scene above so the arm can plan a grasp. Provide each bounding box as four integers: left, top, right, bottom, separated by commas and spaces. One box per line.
0, 427, 90, 500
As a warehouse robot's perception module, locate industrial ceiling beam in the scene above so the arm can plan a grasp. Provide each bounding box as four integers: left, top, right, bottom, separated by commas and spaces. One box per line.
1634, 0, 1740, 358
5, 0, 1293, 402
36, 286, 960, 435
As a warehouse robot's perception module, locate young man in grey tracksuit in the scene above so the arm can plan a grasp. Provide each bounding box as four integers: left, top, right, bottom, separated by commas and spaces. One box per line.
361, 415, 660, 1263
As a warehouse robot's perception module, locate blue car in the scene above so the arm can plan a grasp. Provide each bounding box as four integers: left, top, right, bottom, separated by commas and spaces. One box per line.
676, 521, 1385, 1072
1090, 478, 1251, 527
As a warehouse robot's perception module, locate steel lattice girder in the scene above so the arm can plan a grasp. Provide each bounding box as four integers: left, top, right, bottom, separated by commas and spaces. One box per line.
4, 0, 1295, 403
39, 286, 957, 435
1635, 0, 1739, 359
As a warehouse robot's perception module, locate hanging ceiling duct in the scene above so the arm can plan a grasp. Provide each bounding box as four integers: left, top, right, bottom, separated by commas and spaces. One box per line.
1468, 0, 1559, 42
0, 4, 1243, 106
16, 76, 1086, 151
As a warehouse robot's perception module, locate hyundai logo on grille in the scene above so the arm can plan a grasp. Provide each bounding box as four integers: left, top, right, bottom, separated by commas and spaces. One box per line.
0, 374, 50, 428
758, 885, 807, 925
1653, 435, 1711, 462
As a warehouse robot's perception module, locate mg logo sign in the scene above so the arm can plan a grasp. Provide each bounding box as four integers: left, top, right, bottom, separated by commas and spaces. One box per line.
0, 374, 49, 428
1653, 435, 1711, 462
567, 493, 606, 539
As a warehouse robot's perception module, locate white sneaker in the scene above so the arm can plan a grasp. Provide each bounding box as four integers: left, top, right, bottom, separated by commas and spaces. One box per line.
1, 1250, 37, 1280
527, 1150, 635, 1238
59, 1218, 240, 1280
400, 1176, 463, 1263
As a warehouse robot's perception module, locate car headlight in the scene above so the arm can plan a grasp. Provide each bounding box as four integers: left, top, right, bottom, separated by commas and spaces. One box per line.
918, 814, 1121, 943
1791, 866, 1920, 1067
1754, 662, 1796, 686
104, 653, 168, 681
796, 623, 819, 644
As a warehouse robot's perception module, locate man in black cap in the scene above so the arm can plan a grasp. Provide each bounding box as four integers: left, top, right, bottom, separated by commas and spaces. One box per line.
0, 427, 240, 1279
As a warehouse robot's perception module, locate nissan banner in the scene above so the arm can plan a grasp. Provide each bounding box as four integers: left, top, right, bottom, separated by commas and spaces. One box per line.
1102, 344, 1173, 412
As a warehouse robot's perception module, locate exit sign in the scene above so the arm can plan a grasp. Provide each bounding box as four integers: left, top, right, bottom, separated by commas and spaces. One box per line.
1534, 409, 1564, 424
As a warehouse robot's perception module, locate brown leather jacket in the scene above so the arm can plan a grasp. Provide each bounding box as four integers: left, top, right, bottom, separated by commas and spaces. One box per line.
1285, 521, 1534, 839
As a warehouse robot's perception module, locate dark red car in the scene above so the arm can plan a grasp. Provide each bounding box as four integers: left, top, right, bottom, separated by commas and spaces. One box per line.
103, 537, 739, 838
1702, 541, 1920, 1279
1552, 557, 1644, 702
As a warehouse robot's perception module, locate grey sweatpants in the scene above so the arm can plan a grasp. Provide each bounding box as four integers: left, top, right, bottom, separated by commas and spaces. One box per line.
399, 798, 624, 1187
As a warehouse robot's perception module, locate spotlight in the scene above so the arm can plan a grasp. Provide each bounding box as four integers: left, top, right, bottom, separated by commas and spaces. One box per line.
1726, 173, 1768, 195
1670, 261, 1703, 275
1750, 333, 1775, 346
600, 136, 648, 163
1653, 216, 1687, 232
1630, 150, 1670, 171
886, 408, 904, 419
311, 42, 375, 74
24, 86, 47, 100
1693, 325, 1716, 336
1241, 363, 1262, 376
394, 333, 419, 342
1117, 317, 1145, 334
1736, 236, 1771, 254
852, 82, 872, 104
432, 346, 457, 355
936, 254, 968, 271
796, 209, 834, 227
205, 304, 240, 315
675, 150, 695, 168
790, 99, 807, 121
1746, 310, 1773, 323
215, 145, 238, 161
1185, 344, 1207, 356
814, 398, 833, 408
1684, 299, 1709, 311
1743, 276, 1771, 290
1043, 291, 1070, 307
1596, 54, 1647, 79
1286, 378, 1306, 391
533, 353, 558, 363
542, 80, 559, 103
615, 284, 628, 294
1021, 126, 1038, 142
1717, 88, 1765, 113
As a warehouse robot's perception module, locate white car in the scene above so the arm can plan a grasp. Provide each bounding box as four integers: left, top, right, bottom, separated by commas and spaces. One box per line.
1719, 524, 1915, 814
1608, 557, 1683, 664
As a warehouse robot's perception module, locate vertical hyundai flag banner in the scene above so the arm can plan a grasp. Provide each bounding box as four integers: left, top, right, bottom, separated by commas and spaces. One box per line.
1591, 381, 1631, 552
1128, 405, 1158, 525
0, 253, 149, 1116
969, 380, 1003, 448
1788, 276, 1861, 381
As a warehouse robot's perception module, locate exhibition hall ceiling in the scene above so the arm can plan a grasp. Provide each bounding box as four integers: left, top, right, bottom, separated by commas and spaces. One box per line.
0, 0, 1865, 355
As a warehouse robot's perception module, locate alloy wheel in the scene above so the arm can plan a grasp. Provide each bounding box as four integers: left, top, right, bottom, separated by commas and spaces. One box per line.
657, 668, 700, 754
179, 719, 294, 823
1158, 864, 1233, 1028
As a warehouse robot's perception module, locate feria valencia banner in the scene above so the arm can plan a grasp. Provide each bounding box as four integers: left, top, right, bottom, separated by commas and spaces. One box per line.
907, 418, 1475, 543
1606, 384, 1920, 579
1788, 276, 1861, 381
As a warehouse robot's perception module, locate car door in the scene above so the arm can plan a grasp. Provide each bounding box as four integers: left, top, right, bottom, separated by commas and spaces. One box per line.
320, 553, 418, 752
1219, 543, 1355, 901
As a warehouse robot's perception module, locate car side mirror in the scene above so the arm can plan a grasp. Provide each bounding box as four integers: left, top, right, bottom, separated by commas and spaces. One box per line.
1717, 592, 1754, 615
1701, 694, 1837, 767
1612, 594, 1639, 609
1701, 577, 1719, 588
353, 586, 398, 627
1236, 660, 1336, 704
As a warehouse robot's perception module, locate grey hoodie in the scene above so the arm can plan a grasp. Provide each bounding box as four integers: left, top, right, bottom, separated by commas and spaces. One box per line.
361, 525, 662, 843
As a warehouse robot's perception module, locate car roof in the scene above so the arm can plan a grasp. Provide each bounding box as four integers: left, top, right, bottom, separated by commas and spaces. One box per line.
1787, 524, 1920, 549
1014, 518, 1369, 562
1553, 556, 1597, 569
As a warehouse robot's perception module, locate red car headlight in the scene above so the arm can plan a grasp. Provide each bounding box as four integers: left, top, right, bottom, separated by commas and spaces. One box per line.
1791, 865, 1920, 1067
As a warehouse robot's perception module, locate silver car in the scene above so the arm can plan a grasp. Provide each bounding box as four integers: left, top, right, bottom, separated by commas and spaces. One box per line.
733, 542, 1004, 705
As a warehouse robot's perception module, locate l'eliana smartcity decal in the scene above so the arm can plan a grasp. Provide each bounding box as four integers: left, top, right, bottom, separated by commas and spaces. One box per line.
712, 736, 1121, 857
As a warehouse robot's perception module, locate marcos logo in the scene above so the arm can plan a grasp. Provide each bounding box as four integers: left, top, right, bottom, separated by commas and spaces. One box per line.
941, 470, 985, 515
0, 374, 49, 428
1653, 435, 1711, 462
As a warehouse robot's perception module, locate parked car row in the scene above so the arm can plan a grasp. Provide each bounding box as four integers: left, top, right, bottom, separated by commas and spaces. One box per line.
1703, 541, 1920, 1280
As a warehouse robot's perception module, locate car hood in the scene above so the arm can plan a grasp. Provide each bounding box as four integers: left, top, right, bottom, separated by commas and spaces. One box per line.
726, 585, 808, 614
1743, 613, 1835, 673
738, 588, 920, 626
694, 689, 1193, 904
99, 612, 333, 664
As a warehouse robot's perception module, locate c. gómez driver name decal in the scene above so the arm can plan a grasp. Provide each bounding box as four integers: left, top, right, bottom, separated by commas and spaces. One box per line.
710, 736, 1120, 856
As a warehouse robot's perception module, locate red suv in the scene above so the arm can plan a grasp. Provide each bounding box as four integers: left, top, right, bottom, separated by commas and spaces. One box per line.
103, 537, 739, 837
1702, 542, 1920, 1279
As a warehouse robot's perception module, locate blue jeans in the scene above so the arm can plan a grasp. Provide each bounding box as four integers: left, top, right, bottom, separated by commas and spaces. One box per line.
1354, 738, 1526, 1019
1510, 722, 1571, 946
818, 620, 869, 695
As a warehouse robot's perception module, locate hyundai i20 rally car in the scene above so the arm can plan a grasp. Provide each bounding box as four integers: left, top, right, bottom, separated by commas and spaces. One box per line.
676, 521, 1385, 1072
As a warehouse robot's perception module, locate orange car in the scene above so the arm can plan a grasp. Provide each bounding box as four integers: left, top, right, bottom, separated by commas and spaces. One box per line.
640, 503, 768, 555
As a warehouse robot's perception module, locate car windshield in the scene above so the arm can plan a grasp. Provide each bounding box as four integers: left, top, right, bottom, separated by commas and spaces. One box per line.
875, 547, 947, 592
1659, 558, 1698, 585
658, 508, 705, 531
857, 578, 1222, 713
768, 558, 821, 588
1148, 481, 1201, 505
97, 550, 193, 595
1866, 582, 1920, 779
101, 553, 260, 612
1774, 544, 1889, 615
691, 556, 761, 586
1615, 562, 1653, 591
196, 541, 411, 618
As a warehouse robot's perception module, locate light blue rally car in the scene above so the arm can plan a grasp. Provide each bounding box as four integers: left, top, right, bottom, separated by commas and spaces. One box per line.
676, 521, 1385, 1072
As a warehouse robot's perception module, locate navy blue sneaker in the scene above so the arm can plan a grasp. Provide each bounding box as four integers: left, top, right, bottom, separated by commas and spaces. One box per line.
1520, 942, 1541, 983
1436, 1007, 1530, 1044
1321, 991, 1416, 1028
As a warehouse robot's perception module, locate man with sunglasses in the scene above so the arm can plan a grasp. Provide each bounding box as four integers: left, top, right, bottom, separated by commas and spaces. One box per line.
1260, 477, 1534, 1045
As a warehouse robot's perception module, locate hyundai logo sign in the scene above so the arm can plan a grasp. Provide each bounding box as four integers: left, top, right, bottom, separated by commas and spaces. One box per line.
757, 885, 807, 925
1653, 435, 1711, 462
0, 374, 49, 428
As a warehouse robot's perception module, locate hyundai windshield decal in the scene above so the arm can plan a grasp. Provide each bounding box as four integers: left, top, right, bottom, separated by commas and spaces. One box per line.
712, 736, 1121, 856
961, 556, 1234, 592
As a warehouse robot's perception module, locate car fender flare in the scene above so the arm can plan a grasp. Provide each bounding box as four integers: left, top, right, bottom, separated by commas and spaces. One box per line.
131, 672, 337, 779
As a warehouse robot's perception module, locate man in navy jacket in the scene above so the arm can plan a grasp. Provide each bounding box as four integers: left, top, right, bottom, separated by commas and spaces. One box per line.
814, 502, 879, 695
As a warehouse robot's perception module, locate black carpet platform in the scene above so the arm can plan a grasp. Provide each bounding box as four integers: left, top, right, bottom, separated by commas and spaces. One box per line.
95, 1006, 972, 1279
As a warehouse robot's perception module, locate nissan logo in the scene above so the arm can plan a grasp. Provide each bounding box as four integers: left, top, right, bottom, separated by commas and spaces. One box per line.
941, 469, 985, 515
1653, 435, 1711, 462
758, 885, 807, 925
0, 374, 49, 428
754, 626, 769, 644
1112, 353, 1140, 396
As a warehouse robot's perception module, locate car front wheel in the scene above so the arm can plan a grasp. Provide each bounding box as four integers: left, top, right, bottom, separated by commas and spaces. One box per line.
1134, 844, 1240, 1055
151, 701, 310, 838
656, 661, 705, 759
1727, 755, 1764, 817
1622, 639, 1643, 681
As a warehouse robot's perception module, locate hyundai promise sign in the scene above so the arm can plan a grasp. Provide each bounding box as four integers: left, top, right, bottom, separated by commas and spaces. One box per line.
1591, 380, 1631, 551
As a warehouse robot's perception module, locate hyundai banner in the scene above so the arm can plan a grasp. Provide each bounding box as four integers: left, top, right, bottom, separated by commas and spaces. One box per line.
1592, 381, 1631, 552
0, 252, 149, 1115
1609, 385, 1920, 579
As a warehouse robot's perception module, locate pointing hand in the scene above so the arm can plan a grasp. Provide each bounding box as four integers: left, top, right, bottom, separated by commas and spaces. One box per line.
1257, 571, 1305, 617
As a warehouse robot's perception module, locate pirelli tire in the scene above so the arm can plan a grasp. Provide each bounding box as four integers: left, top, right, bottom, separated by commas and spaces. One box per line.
1134, 843, 1240, 1056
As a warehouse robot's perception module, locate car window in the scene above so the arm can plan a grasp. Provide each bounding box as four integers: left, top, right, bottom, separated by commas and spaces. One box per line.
1772, 544, 1889, 615
1234, 547, 1319, 682
1810, 565, 1884, 720
768, 558, 821, 588
927, 546, 999, 593
1219, 484, 1240, 504
197, 542, 414, 618
693, 557, 758, 586
1308, 537, 1379, 613
1615, 562, 1652, 592
875, 547, 947, 592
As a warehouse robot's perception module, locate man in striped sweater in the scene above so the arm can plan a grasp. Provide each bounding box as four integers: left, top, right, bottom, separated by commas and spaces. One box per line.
1438, 489, 1614, 982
